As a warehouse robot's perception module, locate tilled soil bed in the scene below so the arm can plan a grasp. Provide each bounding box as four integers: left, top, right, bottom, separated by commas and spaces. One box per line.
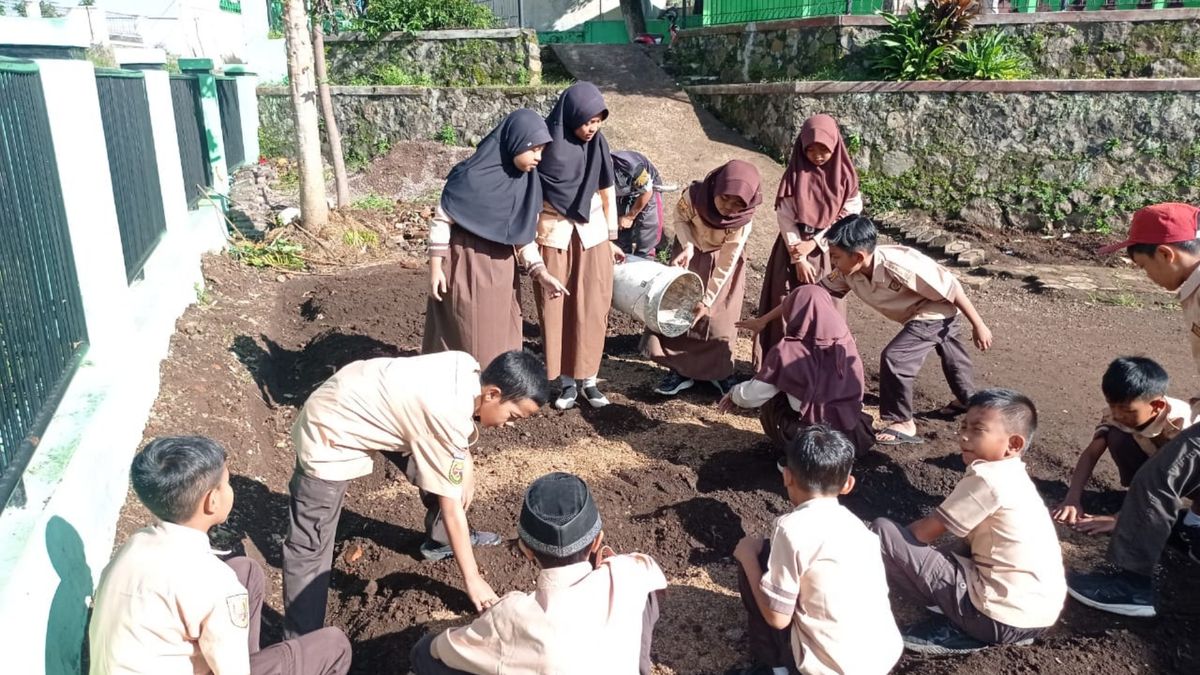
119, 252, 1200, 674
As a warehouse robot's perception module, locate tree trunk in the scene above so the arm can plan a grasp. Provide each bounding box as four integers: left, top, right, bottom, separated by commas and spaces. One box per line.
311, 20, 350, 209
619, 0, 648, 41
283, 0, 328, 227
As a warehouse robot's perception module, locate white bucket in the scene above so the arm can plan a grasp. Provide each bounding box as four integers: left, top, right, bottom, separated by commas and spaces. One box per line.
611, 257, 704, 338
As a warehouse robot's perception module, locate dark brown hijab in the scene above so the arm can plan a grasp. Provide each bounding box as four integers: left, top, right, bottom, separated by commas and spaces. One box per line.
688, 159, 762, 230
775, 114, 860, 231
755, 285, 866, 430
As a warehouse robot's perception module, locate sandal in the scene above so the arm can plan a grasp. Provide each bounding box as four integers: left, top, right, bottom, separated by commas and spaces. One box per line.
875, 428, 925, 446
929, 401, 968, 419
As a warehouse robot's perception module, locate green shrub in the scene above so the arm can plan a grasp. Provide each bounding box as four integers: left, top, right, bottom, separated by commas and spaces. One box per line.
348, 64, 433, 86
866, 0, 979, 81
436, 124, 459, 146
947, 30, 1032, 81
353, 0, 497, 39
342, 229, 381, 248
351, 194, 394, 211
230, 238, 305, 270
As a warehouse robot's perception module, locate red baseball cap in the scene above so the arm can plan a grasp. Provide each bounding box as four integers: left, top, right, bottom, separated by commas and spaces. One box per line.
1097, 202, 1200, 255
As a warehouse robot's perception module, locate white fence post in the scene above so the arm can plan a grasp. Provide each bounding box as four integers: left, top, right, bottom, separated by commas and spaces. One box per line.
226, 64, 261, 162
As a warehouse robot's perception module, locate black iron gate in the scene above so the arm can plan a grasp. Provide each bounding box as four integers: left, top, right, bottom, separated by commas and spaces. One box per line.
169, 74, 212, 208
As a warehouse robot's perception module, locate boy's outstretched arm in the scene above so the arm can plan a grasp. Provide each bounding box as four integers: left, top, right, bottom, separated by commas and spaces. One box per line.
908, 513, 949, 544
440, 495, 499, 613
1052, 437, 1108, 525
951, 286, 992, 351
733, 537, 792, 630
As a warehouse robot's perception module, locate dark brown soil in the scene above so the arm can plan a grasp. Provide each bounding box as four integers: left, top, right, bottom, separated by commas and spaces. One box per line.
118, 246, 1200, 675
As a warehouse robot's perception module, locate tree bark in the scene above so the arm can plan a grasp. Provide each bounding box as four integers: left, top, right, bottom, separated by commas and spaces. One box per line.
311, 20, 350, 208
619, 0, 648, 41
283, 0, 328, 227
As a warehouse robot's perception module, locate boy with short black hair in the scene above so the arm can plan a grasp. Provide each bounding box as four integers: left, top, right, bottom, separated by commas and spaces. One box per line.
283, 350, 550, 638
870, 389, 1066, 655
1053, 357, 1199, 533
89, 436, 351, 675
410, 472, 668, 674
1069, 202, 1200, 617
730, 425, 901, 675
818, 215, 992, 446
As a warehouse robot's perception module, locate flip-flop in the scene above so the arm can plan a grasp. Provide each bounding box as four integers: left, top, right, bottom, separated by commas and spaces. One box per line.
875, 428, 925, 446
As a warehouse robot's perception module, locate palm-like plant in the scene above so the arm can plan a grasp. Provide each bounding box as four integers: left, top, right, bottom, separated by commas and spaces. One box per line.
866, 0, 984, 81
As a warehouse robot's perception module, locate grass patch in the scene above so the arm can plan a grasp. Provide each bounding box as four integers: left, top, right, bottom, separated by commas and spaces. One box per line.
1091, 292, 1142, 309
229, 238, 306, 271
436, 124, 459, 146
341, 229, 381, 249
351, 194, 395, 211
194, 282, 213, 306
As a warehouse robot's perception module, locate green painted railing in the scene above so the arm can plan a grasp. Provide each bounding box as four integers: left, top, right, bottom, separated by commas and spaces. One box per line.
169, 75, 212, 208
700, 0, 1199, 23
216, 76, 246, 169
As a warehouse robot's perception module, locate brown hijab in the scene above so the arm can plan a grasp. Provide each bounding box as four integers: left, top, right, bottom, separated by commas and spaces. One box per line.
755, 285, 866, 431
775, 114, 860, 231
689, 159, 762, 229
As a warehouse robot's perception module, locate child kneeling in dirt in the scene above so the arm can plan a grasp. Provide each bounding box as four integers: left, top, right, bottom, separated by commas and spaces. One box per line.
815, 214, 992, 446
282, 350, 550, 639
410, 472, 668, 674
730, 425, 901, 675
89, 436, 352, 675
1053, 356, 1199, 535
869, 389, 1066, 654
612, 150, 667, 258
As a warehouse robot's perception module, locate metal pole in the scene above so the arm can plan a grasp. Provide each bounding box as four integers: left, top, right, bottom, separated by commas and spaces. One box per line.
517, 0, 524, 28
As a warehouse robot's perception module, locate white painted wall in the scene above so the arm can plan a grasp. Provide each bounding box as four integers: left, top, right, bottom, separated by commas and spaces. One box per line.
527, 0, 673, 31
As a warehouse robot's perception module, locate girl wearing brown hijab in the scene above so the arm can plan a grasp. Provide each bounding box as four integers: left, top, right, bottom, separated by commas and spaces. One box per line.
725, 285, 874, 456
644, 160, 761, 396
754, 114, 862, 370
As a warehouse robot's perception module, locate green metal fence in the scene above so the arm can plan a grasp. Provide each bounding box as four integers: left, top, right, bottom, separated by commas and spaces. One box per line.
702, 0, 883, 24
0, 58, 89, 510
95, 68, 168, 282
169, 75, 212, 208
216, 76, 246, 169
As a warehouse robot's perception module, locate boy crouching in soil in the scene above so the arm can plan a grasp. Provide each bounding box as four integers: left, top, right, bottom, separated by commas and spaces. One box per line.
730, 425, 901, 675
89, 436, 352, 675
411, 472, 668, 674
870, 389, 1066, 654
283, 350, 550, 638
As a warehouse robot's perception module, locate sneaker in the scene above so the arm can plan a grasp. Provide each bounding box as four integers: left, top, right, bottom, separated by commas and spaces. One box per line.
1066, 569, 1156, 618
901, 617, 1006, 655
554, 384, 578, 410
710, 376, 739, 396
582, 384, 610, 408
655, 371, 694, 396
419, 530, 502, 562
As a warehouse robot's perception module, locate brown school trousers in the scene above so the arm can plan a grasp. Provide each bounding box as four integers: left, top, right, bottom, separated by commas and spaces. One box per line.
226, 557, 352, 675
736, 540, 800, 674
868, 518, 1046, 645
879, 317, 974, 423
1109, 425, 1200, 577
408, 592, 661, 674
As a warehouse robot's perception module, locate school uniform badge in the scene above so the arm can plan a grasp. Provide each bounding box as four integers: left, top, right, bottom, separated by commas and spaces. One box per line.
888, 279, 903, 292
448, 459, 465, 485
226, 593, 250, 628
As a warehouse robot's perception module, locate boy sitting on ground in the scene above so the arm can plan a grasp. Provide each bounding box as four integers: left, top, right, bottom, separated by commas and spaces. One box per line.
1053, 357, 1199, 534
870, 389, 1066, 654
816, 215, 992, 446
89, 436, 351, 675
410, 472, 668, 674
730, 425, 901, 675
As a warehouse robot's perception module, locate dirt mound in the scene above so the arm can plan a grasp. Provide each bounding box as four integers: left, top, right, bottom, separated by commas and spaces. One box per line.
348, 140, 474, 203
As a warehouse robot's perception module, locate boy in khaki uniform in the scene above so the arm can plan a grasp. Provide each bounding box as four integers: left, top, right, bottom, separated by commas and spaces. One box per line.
815, 215, 992, 446
89, 436, 351, 675
1070, 203, 1200, 617
283, 350, 549, 638
410, 472, 668, 674
870, 389, 1066, 654
730, 425, 901, 675
1053, 357, 1200, 533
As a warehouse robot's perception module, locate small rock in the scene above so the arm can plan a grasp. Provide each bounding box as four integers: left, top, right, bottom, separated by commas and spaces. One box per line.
880, 150, 915, 178
277, 207, 301, 225
276, 274, 288, 283
182, 321, 201, 335
363, 579, 378, 597
956, 249, 987, 267
944, 241, 971, 255
959, 198, 1003, 230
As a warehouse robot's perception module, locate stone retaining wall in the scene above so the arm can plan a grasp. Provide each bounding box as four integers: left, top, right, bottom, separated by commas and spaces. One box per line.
325, 28, 541, 87
671, 10, 1200, 82
688, 80, 1200, 232
257, 86, 561, 166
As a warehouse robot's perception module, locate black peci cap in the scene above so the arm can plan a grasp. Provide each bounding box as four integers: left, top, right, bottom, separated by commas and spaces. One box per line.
518, 472, 602, 557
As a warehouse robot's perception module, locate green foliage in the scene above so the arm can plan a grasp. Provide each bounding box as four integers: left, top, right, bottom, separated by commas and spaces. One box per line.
866, 9, 957, 81
352, 0, 497, 39
267, 29, 284, 40
258, 125, 291, 160
273, 164, 300, 191
347, 64, 433, 86
341, 229, 381, 248
351, 194, 394, 211
230, 238, 305, 270
194, 282, 213, 306
85, 46, 117, 68
845, 133, 863, 155
947, 30, 1032, 81
655, 248, 672, 265
436, 124, 459, 146
40, 1, 61, 18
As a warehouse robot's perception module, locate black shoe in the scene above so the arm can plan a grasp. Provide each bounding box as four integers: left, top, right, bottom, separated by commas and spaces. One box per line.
419, 530, 502, 561
554, 384, 578, 410
1066, 569, 1156, 617
655, 370, 694, 396
901, 617, 1007, 655
710, 376, 739, 396
582, 384, 610, 408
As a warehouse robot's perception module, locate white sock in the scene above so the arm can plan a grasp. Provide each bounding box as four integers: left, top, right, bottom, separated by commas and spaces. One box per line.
1184, 510, 1200, 528
581, 375, 598, 388
560, 375, 576, 388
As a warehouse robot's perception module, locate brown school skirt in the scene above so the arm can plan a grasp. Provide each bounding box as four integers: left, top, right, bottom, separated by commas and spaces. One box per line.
535, 231, 614, 380
753, 234, 844, 370
642, 244, 746, 382
422, 225, 523, 368
759, 393, 875, 457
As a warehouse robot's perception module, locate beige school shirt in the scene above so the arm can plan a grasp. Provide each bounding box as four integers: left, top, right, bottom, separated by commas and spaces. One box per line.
818, 245, 961, 324
431, 553, 668, 674
673, 190, 752, 307
1094, 395, 1195, 455
535, 191, 619, 252
936, 457, 1067, 629
760, 498, 902, 675
1178, 265, 1200, 398
293, 351, 480, 502
89, 523, 250, 675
